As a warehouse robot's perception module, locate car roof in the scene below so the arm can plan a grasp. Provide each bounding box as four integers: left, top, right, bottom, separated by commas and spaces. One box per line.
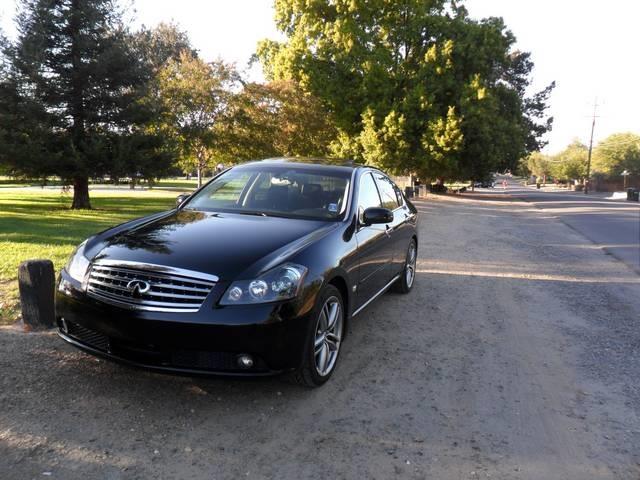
239, 157, 364, 171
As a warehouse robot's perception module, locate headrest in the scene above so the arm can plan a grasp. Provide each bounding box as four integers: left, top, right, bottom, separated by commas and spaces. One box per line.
301, 183, 322, 196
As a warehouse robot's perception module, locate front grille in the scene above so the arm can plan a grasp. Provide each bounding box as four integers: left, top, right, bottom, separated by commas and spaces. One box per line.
66, 321, 110, 352
86, 263, 215, 312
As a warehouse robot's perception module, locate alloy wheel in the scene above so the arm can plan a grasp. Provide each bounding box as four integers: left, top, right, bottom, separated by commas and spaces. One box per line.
314, 296, 343, 376
406, 242, 417, 288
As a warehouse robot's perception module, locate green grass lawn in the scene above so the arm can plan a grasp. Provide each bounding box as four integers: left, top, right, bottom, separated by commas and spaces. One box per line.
0, 176, 207, 190
0, 189, 189, 324
153, 178, 205, 189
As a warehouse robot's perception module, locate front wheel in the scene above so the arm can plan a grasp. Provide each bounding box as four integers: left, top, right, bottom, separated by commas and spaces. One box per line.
392, 238, 417, 294
291, 285, 345, 387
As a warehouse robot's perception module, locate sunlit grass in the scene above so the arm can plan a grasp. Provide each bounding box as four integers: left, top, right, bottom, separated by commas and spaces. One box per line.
0, 189, 189, 324
153, 178, 204, 189
0, 175, 206, 190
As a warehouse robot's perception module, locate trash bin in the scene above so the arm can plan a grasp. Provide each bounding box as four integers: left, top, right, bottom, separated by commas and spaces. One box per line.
413, 186, 419, 197
633, 190, 640, 202
404, 186, 413, 198
628, 188, 635, 201
536, 183, 541, 189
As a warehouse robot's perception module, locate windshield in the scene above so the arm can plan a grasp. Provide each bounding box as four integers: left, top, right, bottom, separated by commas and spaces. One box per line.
184, 165, 352, 221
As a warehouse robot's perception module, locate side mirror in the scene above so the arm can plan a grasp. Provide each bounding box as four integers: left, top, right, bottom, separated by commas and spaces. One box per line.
362, 207, 393, 226
176, 193, 190, 207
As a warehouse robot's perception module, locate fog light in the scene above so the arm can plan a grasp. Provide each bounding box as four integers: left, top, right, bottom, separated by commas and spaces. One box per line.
237, 354, 254, 369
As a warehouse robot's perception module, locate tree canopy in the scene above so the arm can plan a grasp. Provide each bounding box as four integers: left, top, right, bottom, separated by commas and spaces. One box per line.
2, 0, 146, 208
592, 133, 640, 176
521, 135, 640, 184
257, 0, 554, 181
0, 0, 561, 205
0, 3, 199, 206
553, 140, 588, 181
223, 80, 337, 161
154, 53, 241, 187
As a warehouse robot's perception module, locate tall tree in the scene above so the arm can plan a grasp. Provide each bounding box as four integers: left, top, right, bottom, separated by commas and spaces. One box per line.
526, 151, 553, 183
3, 0, 141, 208
592, 133, 640, 176
0, 22, 63, 181
107, 23, 196, 185
551, 140, 588, 181
156, 53, 238, 187
134, 22, 196, 74
223, 80, 337, 161
257, 0, 554, 182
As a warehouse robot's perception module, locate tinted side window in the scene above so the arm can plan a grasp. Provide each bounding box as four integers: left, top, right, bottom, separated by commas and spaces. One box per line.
373, 173, 401, 210
358, 172, 382, 210
393, 185, 404, 206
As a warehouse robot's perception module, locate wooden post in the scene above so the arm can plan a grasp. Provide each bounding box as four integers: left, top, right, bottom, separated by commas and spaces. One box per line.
18, 260, 56, 330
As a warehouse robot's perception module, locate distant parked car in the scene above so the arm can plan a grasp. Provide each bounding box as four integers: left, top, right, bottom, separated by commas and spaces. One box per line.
429, 183, 448, 193
473, 180, 495, 188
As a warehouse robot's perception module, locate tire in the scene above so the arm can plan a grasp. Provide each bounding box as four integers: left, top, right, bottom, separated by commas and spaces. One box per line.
290, 284, 345, 387
392, 238, 417, 294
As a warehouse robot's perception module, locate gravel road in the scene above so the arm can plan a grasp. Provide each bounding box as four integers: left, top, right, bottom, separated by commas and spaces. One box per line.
1, 193, 640, 479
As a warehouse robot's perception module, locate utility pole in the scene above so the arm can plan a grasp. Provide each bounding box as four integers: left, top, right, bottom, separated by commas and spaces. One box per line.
584, 99, 598, 194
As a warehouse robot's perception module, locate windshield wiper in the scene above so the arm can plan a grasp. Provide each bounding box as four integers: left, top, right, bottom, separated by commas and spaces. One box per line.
236, 210, 296, 219
233, 210, 268, 217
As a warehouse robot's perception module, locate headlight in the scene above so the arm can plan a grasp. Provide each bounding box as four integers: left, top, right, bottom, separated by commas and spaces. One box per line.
65, 240, 91, 282
220, 263, 308, 305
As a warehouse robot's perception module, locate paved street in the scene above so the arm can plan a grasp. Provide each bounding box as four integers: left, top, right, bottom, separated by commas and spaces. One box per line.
492, 178, 640, 273
2, 193, 640, 479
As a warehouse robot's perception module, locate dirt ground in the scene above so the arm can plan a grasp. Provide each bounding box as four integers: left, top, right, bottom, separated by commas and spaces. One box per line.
1, 193, 639, 479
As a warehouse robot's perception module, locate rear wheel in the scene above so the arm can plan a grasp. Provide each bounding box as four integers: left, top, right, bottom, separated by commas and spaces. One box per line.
291, 285, 344, 387
392, 238, 417, 294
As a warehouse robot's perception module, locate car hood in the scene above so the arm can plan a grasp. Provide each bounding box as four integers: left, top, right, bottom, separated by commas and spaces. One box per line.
90, 210, 337, 281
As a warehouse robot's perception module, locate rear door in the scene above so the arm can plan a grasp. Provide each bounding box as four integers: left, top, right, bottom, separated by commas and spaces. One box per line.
353, 172, 394, 310
371, 172, 413, 273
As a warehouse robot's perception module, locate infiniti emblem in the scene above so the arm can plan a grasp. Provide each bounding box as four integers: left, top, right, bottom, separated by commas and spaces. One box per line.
126, 279, 151, 297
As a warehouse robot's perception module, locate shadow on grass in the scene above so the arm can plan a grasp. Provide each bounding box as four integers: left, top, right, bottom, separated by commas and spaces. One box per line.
0, 192, 178, 323
0, 194, 175, 247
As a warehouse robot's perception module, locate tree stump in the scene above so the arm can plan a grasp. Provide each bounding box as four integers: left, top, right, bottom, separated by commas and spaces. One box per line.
18, 260, 55, 330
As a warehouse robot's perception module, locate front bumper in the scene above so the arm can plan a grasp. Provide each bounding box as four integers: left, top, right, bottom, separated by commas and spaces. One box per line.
55, 270, 311, 376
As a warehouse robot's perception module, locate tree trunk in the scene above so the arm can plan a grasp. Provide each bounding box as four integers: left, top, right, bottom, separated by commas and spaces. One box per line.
69, 1, 90, 210
197, 166, 202, 188
71, 176, 91, 209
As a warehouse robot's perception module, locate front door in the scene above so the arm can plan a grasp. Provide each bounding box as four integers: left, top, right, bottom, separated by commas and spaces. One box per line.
354, 172, 394, 310
371, 171, 411, 273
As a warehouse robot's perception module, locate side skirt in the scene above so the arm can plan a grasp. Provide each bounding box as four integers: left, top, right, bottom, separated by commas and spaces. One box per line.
351, 274, 401, 318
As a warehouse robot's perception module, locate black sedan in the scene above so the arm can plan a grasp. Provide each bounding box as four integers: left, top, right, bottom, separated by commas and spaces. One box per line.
56, 158, 419, 386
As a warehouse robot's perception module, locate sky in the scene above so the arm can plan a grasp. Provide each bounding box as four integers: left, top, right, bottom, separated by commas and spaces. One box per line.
0, 0, 638, 154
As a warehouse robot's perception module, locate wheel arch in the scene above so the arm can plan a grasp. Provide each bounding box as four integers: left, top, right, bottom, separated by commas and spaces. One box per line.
325, 272, 351, 338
